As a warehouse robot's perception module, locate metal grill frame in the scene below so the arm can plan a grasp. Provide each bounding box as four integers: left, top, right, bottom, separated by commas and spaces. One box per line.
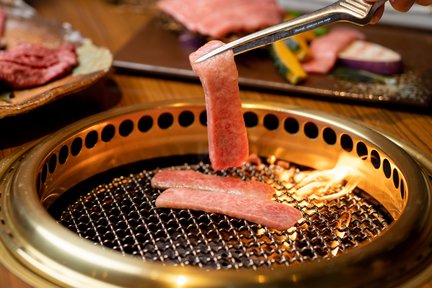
0, 99, 432, 288
55, 160, 391, 270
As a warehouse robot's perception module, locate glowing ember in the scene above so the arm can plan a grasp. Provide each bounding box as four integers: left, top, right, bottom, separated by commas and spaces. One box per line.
331, 212, 352, 256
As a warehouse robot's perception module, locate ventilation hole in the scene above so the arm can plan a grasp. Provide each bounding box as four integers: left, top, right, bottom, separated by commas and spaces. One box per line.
119, 119, 134, 137
263, 114, 279, 130
284, 117, 299, 134
85, 130, 98, 149
243, 111, 258, 128
199, 110, 207, 126
138, 115, 153, 132
393, 168, 400, 189
37, 175, 40, 193
383, 159, 391, 179
41, 164, 48, 184
59, 145, 69, 164
322, 127, 336, 144
303, 122, 319, 139
71, 137, 83, 156
400, 179, 405, 199
370, 150, 381, 169
48, 154, 57, 174
158, 113, 174, 129
356, 142, 368, 159
178, 111, 195, 127
340, 134, 353, 152
416, 253, 425, 262
101, 124, 115, 142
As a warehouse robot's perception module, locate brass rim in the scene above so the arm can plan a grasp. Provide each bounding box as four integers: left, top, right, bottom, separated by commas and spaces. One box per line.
0, 99, 431, 287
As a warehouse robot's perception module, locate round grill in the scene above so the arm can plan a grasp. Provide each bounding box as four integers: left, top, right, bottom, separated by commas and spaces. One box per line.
54, 159, 390, 269
0, 100, 431, 288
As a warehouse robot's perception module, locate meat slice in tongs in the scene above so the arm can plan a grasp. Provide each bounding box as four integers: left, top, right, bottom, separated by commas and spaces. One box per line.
194, 0, 387, 63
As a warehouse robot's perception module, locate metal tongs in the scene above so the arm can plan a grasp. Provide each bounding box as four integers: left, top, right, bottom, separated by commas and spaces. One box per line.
195, 0, 387, 63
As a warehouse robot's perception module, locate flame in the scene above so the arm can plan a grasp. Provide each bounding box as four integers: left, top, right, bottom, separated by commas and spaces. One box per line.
297, 158, 360, 201
273, 154, 362, 202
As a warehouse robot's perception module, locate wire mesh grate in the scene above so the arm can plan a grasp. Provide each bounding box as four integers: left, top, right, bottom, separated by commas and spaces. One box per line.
56, 159, 391, 270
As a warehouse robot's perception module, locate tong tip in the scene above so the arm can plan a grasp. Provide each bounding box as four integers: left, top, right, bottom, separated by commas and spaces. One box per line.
194, 54, 211, 63
194, 45, 229, 63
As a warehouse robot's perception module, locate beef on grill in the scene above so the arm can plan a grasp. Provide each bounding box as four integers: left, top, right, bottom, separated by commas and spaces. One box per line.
190, 40, 249, 170
156, 187, 302, 230
151, 169, 274, 199
0, 43, 77, 89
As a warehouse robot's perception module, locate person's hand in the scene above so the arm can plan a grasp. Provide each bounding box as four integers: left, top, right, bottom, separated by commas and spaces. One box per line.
370, 0, 432, 23
389, 0, 432, 12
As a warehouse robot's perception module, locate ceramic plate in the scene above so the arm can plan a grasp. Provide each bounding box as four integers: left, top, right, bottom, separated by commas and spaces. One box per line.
0, 4, 112, 118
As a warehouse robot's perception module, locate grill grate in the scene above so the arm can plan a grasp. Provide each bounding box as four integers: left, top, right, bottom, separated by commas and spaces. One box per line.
56, 158, 391, 270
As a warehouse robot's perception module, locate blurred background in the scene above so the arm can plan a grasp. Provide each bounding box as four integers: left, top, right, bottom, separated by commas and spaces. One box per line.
279, 0, 432, 29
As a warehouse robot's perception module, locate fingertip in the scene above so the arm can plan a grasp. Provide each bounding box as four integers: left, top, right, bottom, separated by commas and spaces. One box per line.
370, 5, 385, 24
415, 0, 432, 5
389, 0, 416, 12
